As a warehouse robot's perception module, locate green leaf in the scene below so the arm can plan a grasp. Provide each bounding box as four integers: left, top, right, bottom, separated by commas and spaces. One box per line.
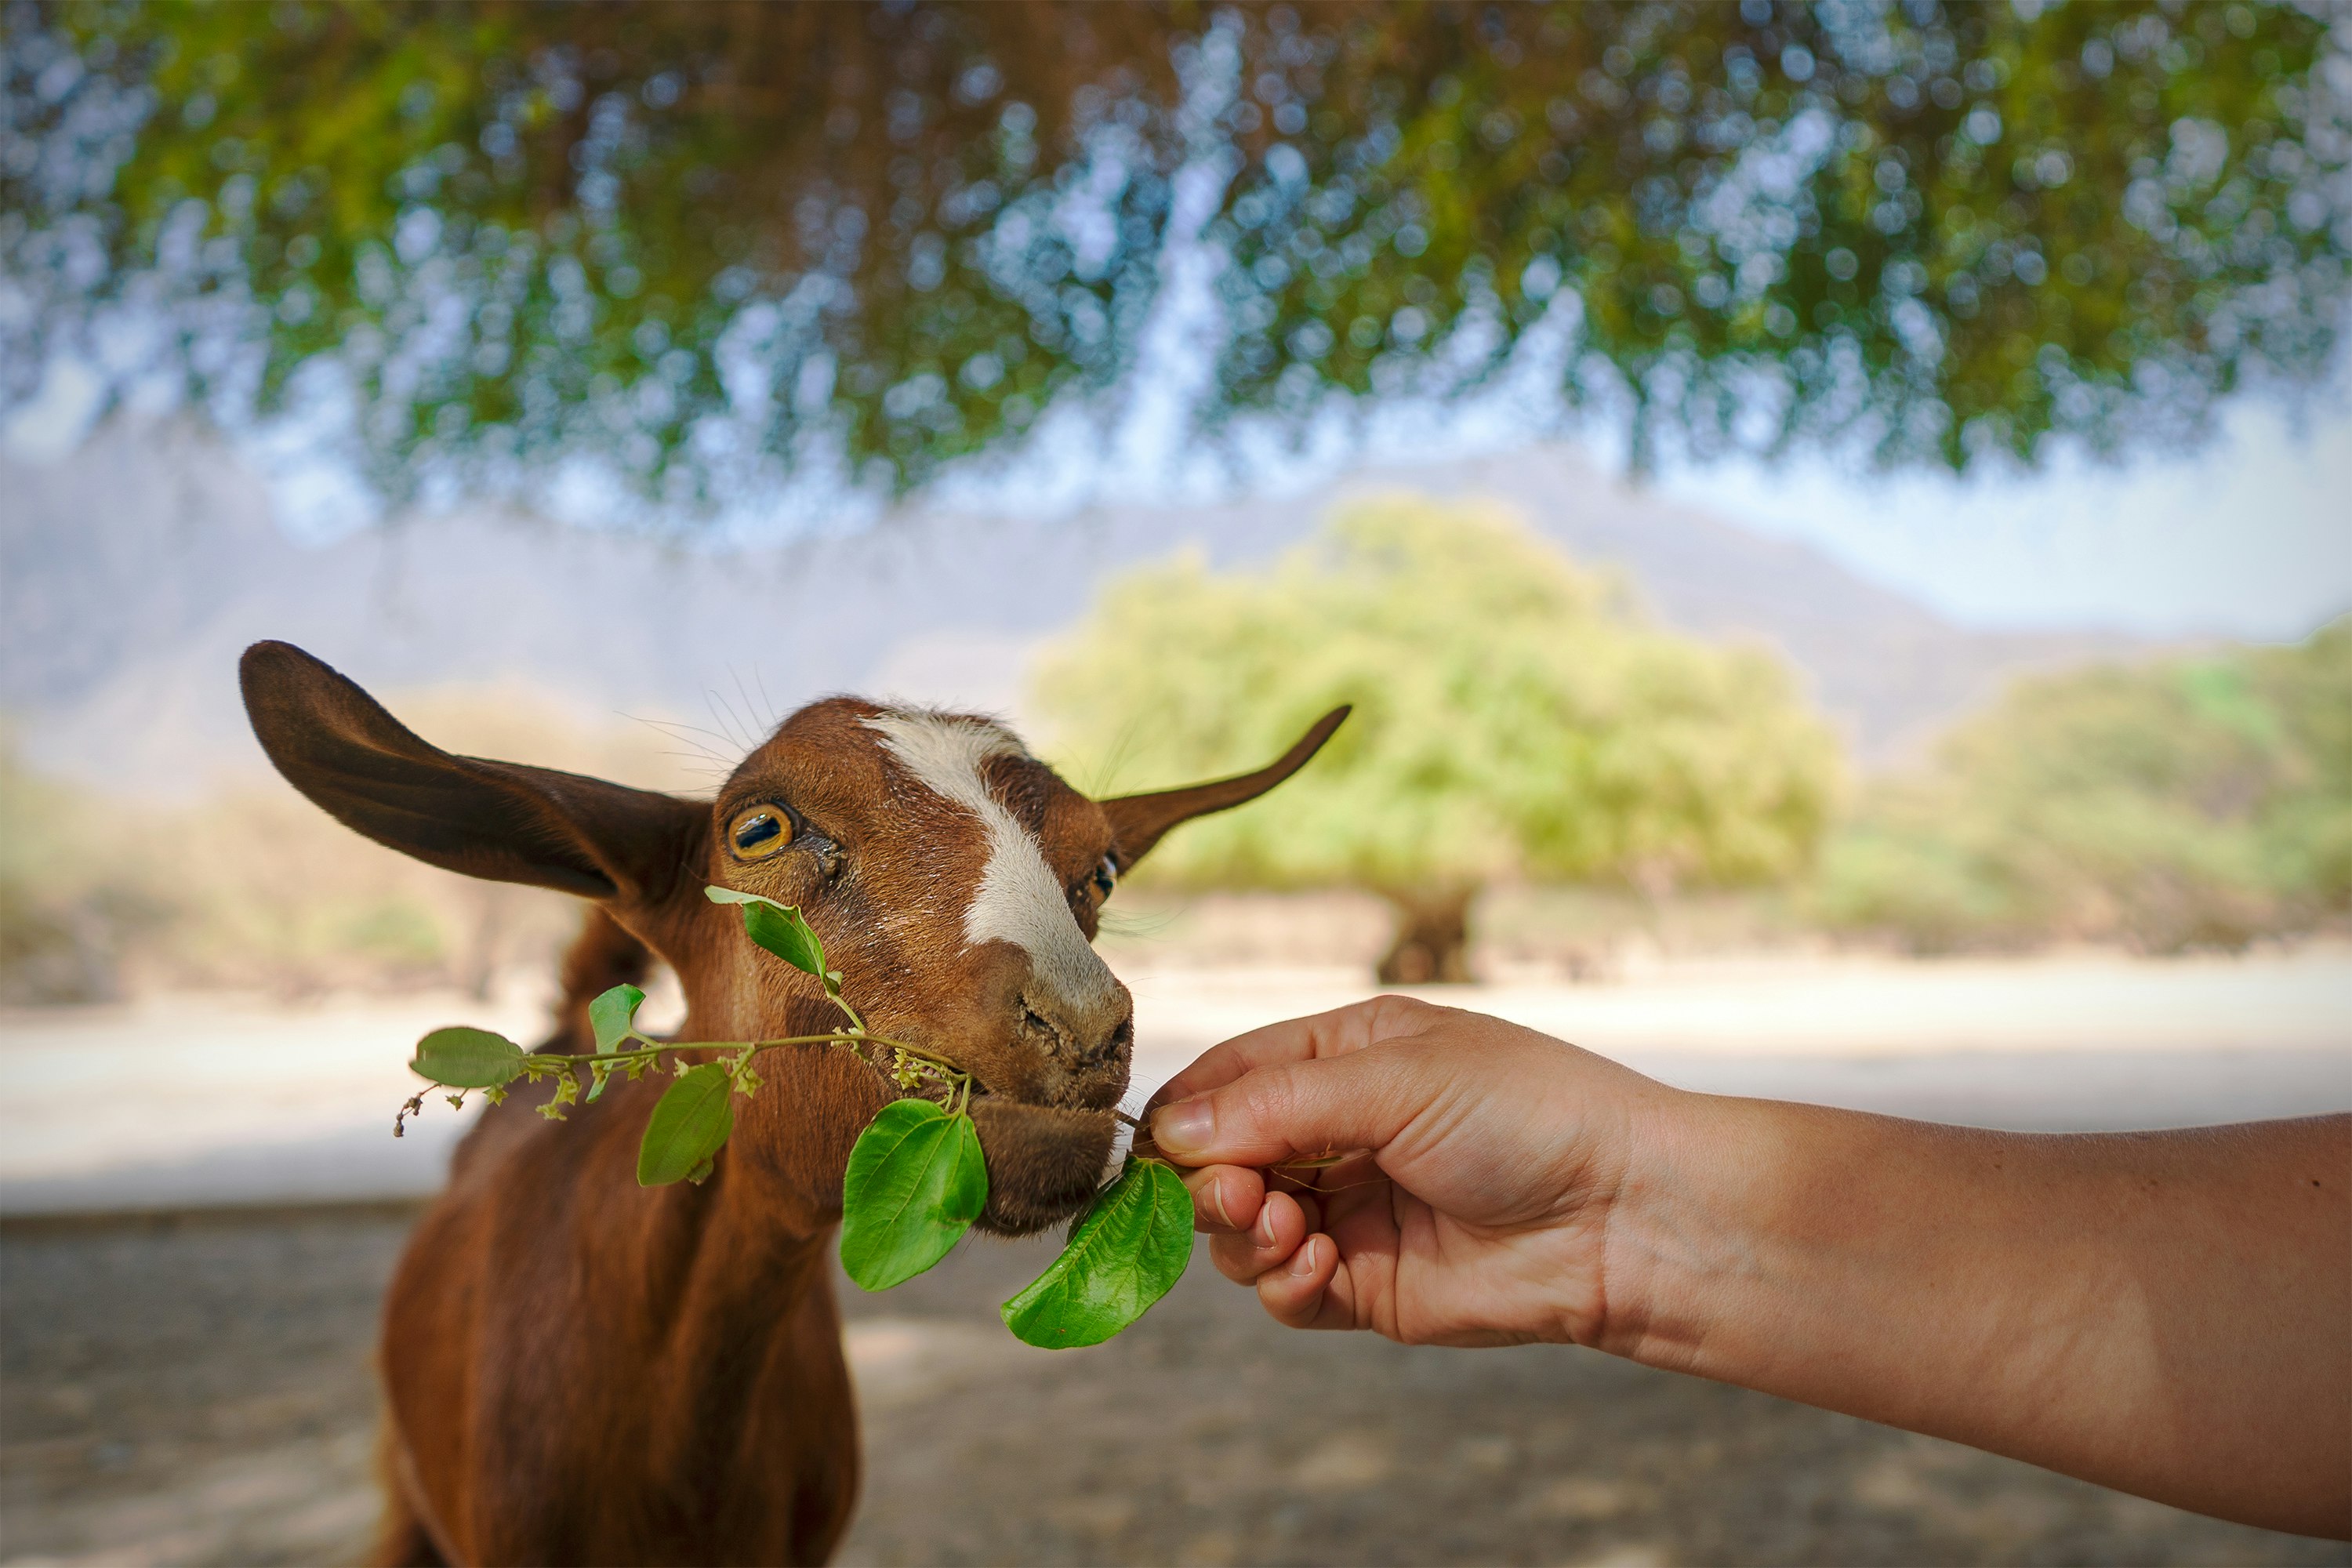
840, 1101, 988, 1291
742, 901, 827, 976
411, 1026, 525, 1089
704, 885, 827, 977
637, 1063, 735, 1187
1001, 1157, 1193, 1348
588, 983, 645, 1053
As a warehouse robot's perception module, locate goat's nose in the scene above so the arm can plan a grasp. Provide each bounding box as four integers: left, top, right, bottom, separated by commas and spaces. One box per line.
1017, 982, 1135, 1069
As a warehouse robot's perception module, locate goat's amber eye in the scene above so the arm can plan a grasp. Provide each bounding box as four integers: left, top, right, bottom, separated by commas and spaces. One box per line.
728, 808, 789, 860
1093, 856, 1117, 898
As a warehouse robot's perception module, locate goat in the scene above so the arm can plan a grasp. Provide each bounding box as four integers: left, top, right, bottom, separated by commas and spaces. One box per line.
237, 641, 1345, 1566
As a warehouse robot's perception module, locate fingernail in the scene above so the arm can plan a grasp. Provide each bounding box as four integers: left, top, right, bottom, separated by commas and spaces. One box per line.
1209, 1179, 1234, 1231
1254, 1203, 1277, 1247
1287, 1237, 1319, 1276
1151, 1097, 1214, 1156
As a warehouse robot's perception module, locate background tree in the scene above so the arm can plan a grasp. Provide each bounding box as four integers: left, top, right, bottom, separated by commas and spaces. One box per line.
1033, 496, 1842, 981
5, 1, 2343, 512
1811, 616, 2352, 955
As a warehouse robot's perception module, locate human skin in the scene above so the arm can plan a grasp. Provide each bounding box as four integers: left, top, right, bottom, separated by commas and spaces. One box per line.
1142, 995, 2351, 1540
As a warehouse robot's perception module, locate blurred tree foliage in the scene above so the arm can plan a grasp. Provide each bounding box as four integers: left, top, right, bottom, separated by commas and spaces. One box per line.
1034, 495, 1840, 980
9, 2, 1185, 504
0, 730, 165, 1001
5, 1, 2344, 508
1810, 617, 2352, 954
0, 690, 677, 1001
0, 725, 466, 1001
1211, 0, 2348, 470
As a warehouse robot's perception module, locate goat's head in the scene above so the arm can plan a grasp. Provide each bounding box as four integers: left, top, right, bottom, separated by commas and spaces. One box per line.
238, 641, 1343, 1236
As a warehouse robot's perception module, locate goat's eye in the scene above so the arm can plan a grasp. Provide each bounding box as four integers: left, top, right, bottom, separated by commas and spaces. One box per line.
1093, 856, 1117, 898
728, 807, 790, 861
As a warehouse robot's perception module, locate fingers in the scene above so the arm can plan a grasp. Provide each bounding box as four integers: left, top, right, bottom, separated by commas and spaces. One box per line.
1149, 1035, 1440, 1170
1146, 996, 1460, 1341
1179, 1163, 1264, 1235
1207, 1188, 1316, 1283
1142, 994, 1446, 1113
1191, 1176, 1380, 1334
1256, 1233, 1351, 1330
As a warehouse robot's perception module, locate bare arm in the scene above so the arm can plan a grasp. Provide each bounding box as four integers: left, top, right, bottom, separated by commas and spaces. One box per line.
1145, 996, 2351, 1539
1615, 1095, 2348, 1536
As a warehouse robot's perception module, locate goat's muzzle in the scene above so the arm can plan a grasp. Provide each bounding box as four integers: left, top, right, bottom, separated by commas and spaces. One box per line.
956, 978, 1134, 1234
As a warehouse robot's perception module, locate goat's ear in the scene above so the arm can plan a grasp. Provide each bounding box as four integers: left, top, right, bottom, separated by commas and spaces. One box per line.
238, 641, 705, 902
1098, 706, 1349, 870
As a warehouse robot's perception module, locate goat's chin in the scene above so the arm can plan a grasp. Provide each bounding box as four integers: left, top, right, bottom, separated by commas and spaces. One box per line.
968, 1098, 1118, 1236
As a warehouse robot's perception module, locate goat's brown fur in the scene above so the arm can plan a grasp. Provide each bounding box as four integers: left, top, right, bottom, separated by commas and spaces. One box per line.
238, 641, 1342, 1566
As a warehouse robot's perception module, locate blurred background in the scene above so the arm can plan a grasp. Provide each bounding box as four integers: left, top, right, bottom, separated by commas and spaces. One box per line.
2, 3, 2348, 1564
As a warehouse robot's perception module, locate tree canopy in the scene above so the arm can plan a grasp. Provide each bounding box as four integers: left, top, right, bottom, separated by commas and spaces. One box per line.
1811, 616, 2352, 953
7, 1, 2345, 511
1033, 495, 1841, 920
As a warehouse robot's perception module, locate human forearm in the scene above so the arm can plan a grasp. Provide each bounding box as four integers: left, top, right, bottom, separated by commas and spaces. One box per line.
1152, 1000, 2349, 1535
1601, 1096, 2352, 1537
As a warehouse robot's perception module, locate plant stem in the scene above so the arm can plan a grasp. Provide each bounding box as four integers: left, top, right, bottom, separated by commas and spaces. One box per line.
430, 1020, 1147, 1130
827, 989, 870, 1036
524, 1029, 982, 1102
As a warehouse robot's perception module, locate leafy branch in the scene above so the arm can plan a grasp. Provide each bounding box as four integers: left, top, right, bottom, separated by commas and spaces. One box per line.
399, 884, 1191, 1346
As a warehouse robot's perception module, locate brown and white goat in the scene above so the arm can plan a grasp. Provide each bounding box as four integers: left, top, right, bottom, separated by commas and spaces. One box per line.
238, 641, 1344, 1567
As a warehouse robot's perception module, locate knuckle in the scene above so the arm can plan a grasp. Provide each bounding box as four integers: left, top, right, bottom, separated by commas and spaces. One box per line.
1230, 1070, 1308, 1150
1368, 992, 1443, 1030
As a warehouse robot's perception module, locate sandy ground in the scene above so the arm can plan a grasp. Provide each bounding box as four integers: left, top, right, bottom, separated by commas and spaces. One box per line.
2, 951, 2347, 1565
2, 1207, 2345, 1568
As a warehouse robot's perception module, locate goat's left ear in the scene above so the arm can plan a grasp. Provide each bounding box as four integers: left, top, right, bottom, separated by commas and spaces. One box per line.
239, 640, 706, 903
1098, 706, 1349, 870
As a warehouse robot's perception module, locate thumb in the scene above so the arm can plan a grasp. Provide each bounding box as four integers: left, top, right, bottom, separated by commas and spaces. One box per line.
1148, 1044, 1435, 1168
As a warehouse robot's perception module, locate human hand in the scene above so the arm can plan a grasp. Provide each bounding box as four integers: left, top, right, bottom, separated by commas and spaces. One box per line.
1149, 996, 2352, 1537
1142, 994, 1670, 1348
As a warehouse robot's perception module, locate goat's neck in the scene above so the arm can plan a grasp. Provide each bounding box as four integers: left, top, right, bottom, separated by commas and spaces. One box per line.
676, 987, 895, 1239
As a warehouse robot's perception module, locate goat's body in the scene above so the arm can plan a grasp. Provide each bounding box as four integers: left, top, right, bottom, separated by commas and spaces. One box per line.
236, 644, 1341, 1567
376, 924, 862, 1566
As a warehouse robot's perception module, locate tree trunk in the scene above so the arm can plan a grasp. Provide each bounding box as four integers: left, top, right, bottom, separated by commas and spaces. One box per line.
1374, 887, 1475, 985
460, 884, 513, 1003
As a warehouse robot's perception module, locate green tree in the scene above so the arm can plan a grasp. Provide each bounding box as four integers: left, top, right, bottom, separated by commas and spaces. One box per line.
6, 2, 2343, 509
1209, 0, 2348, 471
12, 2, 1179, 504
1034, 496, 1841, 981
1811, 617, 2352, 953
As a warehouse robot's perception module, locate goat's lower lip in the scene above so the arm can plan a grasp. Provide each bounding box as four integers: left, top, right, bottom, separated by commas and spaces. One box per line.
967, 1098, 1120, 1236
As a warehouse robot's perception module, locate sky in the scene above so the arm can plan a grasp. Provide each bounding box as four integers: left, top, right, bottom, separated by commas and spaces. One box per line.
1655, 387, 2352, 643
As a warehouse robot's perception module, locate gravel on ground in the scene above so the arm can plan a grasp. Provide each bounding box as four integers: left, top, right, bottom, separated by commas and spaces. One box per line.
3, 1203, 2343, 1568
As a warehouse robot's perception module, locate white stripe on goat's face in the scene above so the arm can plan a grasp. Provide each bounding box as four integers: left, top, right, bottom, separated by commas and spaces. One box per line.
861, 710, 1121, 1017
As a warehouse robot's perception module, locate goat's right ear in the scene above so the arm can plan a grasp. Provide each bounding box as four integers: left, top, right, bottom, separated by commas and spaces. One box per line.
238, 641, 705, 902
1098, 705, 1350, 870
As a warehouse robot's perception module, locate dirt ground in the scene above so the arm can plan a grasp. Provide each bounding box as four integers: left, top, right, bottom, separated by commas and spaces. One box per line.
2, 1205, 2343, 1568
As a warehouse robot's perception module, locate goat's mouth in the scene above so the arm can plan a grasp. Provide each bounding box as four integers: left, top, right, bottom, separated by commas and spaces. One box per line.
966, 1096, 1120, 1235
858, 1069, 1122, 1237
848, 1012, 1131, 1236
